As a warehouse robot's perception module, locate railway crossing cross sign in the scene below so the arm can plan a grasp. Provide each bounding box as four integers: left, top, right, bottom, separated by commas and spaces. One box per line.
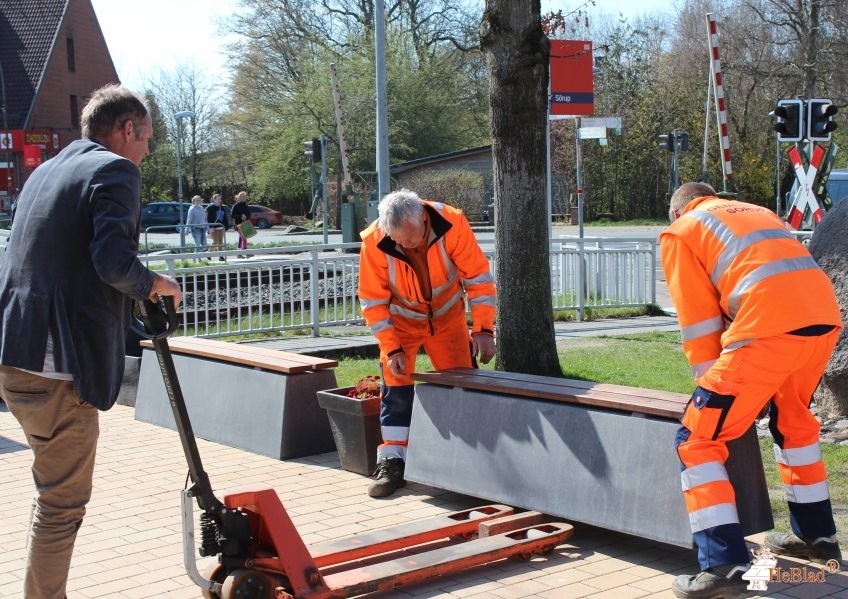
785, 144, 825, 230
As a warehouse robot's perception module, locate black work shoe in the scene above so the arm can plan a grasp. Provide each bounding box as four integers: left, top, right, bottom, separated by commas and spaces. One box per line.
765, 532, 842, 564
672, 564, 749, 599
367, 457, 406, 498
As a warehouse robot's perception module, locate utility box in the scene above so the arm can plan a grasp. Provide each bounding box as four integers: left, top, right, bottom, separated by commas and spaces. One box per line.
341, 201, 359, 243
366, 191, 380, 225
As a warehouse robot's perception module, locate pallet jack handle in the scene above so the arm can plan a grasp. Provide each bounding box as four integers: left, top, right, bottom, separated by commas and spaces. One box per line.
133, 298, 253, 561
134, 297, 222, 513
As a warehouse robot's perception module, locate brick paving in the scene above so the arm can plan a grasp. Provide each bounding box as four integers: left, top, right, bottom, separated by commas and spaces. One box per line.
1, 400, 846, 598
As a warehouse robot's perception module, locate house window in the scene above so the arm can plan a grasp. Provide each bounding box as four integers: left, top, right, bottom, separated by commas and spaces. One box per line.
67, 38, 75, 72
70, 95, 79, 129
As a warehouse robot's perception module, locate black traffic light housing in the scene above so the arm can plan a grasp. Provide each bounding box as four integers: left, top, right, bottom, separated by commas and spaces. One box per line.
658, 131, 688, 152
303, 137, 321, 162
772, 99, 804, 142
807, 98, 839, 142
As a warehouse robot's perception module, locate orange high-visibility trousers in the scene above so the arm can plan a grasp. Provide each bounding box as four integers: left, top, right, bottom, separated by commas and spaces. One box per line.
676, 328, 838, 570
377, 314, 473, 462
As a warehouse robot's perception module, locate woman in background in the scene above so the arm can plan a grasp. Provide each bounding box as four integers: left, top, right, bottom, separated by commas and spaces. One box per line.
186, 195, 208, 258
230, 190, 251, 254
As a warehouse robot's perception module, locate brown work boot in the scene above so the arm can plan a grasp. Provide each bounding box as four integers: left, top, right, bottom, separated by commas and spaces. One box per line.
765, 532, 842, 564
367, 457, 406, 498
672, 564, 749, 598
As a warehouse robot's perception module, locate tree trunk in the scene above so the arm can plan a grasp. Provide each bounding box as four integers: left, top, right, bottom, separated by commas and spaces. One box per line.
480, 1, 562, 376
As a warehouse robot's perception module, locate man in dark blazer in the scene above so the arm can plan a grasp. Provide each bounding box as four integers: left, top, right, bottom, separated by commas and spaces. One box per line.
0, 84, 182, 598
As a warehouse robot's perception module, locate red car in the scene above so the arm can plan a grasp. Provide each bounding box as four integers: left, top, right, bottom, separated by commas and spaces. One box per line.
248, 205, 283, 229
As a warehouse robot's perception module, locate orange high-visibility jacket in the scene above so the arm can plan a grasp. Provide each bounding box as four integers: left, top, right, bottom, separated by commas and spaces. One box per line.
660, 196, 842, 378
358, 201, 496, 356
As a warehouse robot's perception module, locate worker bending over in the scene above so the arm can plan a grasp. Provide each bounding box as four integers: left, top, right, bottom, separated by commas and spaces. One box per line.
661, 182, 842, 599
358, 189, 496, 497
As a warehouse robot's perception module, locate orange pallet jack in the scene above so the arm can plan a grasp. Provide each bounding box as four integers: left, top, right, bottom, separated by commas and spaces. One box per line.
136, 298, 574, 599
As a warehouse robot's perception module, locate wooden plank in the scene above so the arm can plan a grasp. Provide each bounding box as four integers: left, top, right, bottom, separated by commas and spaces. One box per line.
413, 370, 687, 415
167, 337, 337, 369
416, 368, 688, 403
412, 368, 689, 419
140, 336, 337, 374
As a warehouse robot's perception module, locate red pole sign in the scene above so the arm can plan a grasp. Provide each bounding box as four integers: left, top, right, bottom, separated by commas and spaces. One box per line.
550, 40, 594, 116
23, 144, 42, 169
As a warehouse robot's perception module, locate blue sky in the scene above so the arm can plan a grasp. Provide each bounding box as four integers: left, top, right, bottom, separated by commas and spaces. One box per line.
91, 0, 239, 92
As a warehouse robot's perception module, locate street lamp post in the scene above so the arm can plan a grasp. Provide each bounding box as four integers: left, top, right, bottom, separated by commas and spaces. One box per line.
174, 110, 194, 250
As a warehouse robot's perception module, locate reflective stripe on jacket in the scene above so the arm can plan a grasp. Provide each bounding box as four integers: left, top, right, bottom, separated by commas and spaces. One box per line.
358, 201, 496, 354
660, 196, 841, 375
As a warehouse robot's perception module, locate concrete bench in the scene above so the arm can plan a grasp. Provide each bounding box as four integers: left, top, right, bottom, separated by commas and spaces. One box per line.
135, 337, 338, 460
406, 368, 774, 548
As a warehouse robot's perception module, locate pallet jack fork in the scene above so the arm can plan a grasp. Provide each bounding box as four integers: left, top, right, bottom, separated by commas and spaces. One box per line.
136, 298, 574, 599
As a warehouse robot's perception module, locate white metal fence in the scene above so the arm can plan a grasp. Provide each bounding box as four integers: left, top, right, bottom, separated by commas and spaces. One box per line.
0, 230, 658, 337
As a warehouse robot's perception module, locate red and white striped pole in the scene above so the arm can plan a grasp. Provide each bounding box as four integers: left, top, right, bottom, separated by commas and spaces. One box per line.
706, 13, 734, 192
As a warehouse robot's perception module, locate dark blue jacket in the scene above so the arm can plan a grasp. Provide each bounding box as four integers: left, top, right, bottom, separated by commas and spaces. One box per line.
0, 138, 154, 409
206, 203, 230, 230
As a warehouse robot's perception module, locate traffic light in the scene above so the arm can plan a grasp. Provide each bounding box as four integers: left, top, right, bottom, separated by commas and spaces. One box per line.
772, 99, 804, 142
658, 133, 673, 152
807, 98, 838, 142
303, 137, 321, 162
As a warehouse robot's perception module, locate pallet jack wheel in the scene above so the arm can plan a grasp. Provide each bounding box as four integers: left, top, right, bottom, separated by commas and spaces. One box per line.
221, 569, 282, 599
200, 563, 227, 599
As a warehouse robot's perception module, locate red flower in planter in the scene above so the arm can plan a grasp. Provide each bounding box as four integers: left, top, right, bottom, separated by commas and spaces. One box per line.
346, 375, 381, 400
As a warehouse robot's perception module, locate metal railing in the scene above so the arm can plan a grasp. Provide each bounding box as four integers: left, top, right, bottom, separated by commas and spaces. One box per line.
0, 230, 658, 337
138, 243, 364, 338
552, 236, 657, 320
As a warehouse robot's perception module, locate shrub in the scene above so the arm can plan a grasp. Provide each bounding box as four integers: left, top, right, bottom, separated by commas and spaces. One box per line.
402, 169, 489, 220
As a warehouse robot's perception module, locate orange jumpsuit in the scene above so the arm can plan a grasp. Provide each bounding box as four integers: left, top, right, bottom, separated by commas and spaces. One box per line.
358, 201, 496, 461
660, 196, 842, 570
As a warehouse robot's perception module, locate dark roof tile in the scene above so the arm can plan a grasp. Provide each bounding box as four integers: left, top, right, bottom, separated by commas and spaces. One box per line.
0, 0, 68, 128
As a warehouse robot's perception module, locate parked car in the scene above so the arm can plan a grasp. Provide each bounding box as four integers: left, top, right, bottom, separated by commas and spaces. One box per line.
249, 205, 283, 229
140, 201, 190, 232
789, 168, 848, 233
826, 169, 848, 207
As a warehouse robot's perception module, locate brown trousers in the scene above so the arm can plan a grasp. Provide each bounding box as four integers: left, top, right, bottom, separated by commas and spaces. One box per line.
0, 366, 99, 599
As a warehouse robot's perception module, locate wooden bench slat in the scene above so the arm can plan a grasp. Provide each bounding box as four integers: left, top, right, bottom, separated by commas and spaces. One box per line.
169, 337, 338, 369
140, 337, 337, 374
412, 368, 689, 419
416, 368, 689, 403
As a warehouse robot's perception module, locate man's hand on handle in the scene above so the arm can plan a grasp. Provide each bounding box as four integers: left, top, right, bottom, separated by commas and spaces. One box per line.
149, 273, 183, 309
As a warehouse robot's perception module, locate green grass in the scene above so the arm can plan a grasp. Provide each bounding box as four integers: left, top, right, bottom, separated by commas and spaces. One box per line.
557, 332, 693, 392
760, 437, 848, 545
332, 330, 848, 545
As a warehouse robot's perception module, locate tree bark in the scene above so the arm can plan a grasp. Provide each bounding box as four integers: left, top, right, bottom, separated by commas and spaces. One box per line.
480, 1, 562, 376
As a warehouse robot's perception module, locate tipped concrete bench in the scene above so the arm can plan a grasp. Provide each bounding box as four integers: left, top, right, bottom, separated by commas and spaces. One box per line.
135, 336, 338, 460
406, 368, 774, 548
